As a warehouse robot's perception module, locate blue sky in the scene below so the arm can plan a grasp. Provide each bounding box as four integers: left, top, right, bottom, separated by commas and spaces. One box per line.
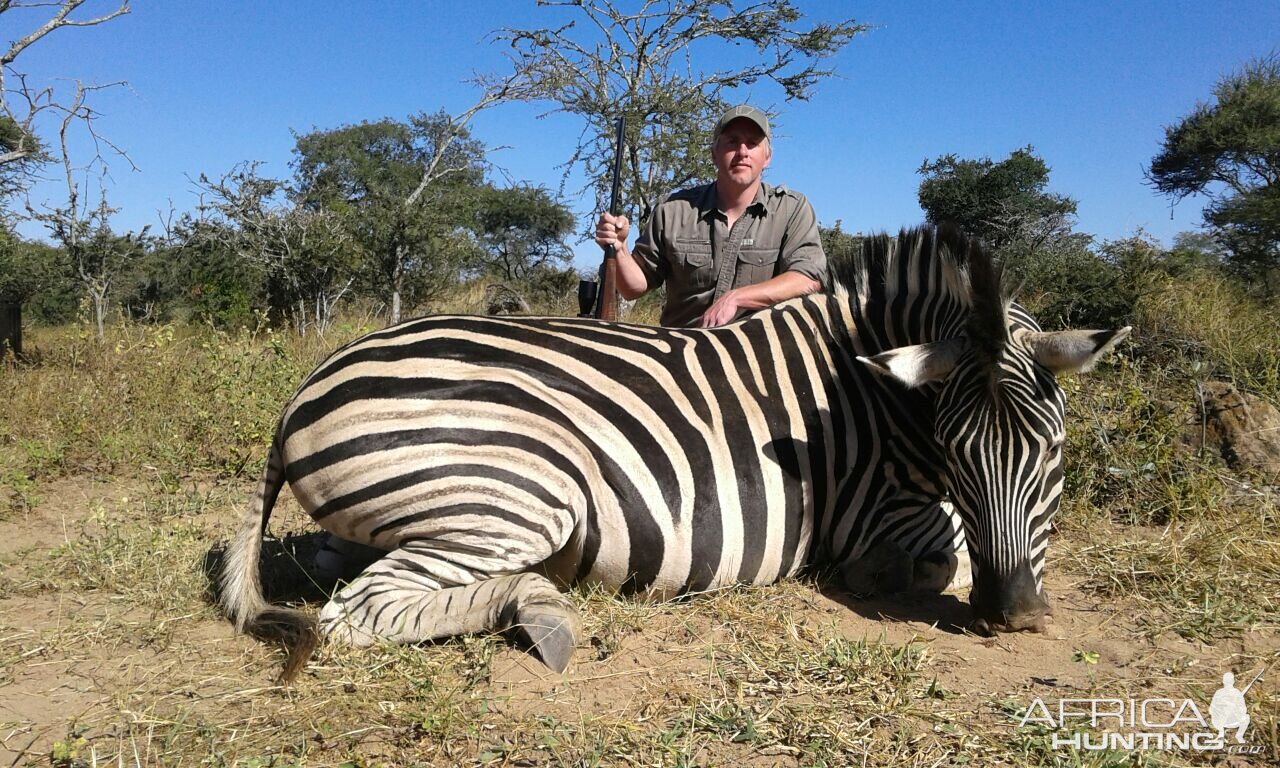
10, 1, 1280, 268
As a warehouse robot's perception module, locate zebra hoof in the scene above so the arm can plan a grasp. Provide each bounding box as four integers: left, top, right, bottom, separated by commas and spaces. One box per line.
518, 606, 579, 673
969, 617, 996, 637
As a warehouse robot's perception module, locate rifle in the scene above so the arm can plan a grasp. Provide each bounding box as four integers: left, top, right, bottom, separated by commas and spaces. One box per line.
596, 116, 626, 320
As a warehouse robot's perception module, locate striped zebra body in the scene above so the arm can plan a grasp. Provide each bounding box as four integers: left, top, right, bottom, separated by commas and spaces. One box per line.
221, 225, 1128, 679
286, 306, 953, 594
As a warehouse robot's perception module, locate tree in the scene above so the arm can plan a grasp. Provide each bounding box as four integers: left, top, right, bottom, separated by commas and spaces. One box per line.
78, 211, 146, 339
474, 185, 574, 280
4, 239, 77, 323
193, 162, 356, 336
491, 0, 867, 225
167, 217, 261, 328
0, 223, 58, 303
31, 191, 144, 340
0, 1, 131, 203
917, 146, 1078, 261
1166, 230, 1228, 275
293, 112, 490, 323
819, 219, 863, 265
25, 77, 140, 341
1148, 55, 1280, 291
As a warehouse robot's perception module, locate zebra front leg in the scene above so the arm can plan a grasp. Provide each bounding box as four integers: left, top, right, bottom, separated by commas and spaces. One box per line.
317, 541, 580, 672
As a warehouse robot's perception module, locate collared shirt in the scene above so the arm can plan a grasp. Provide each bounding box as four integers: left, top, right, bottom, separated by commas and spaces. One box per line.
631, 181, 828, 327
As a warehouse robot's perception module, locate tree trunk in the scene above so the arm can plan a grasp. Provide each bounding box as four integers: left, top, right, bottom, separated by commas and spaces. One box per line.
93, 290, 106, 343
390, 245, 405, 326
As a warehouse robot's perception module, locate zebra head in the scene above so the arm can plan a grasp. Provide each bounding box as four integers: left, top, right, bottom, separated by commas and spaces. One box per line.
856, 232, 1129, 635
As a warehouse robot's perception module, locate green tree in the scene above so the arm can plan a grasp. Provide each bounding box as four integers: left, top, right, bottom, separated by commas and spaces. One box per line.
818, 219, 864, 267
292, 113, 488, 322
492, 0, 867, 224
0, 224, 70, 304
168, 218, 261, 328
1148, 54, 1280, 291
15, 241, 78, 324
1166, 231, 1227, 275
917, 146, 1078, 261
193, 163, 356, 335
0, 114, 45, 203
474, 185, 574, 281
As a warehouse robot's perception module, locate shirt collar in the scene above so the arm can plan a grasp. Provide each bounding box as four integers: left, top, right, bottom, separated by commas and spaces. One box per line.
702, 181, 771, 222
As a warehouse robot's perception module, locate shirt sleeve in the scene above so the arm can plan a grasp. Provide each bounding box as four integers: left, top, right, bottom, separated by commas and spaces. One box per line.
778, 196, 828, 285
630, 203, 667, 291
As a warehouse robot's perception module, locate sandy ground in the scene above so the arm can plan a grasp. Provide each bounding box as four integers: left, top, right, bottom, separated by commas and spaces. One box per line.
1, 475, 1276, 766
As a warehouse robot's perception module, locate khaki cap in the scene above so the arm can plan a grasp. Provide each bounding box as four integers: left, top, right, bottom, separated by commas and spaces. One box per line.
712, 104, 770, 142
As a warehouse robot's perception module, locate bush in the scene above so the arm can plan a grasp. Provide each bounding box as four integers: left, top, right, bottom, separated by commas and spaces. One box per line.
1010, 237, 1133, 329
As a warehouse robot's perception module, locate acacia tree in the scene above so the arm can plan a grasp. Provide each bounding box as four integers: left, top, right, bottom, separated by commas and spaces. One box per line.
474, 185, 574, 280
293, 112, 489, 323
29, 191, 144, 340
917, 147, 1079, 260
490, 0, 866, 225
1148, 54, 1280, 291
6, 3, 134, 339
25, 78, 140, 341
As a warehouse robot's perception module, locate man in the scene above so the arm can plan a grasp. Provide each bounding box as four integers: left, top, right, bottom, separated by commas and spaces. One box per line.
595, 104, 827, 328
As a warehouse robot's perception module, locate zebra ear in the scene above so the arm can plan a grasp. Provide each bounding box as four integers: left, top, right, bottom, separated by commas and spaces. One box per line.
857, 339, 965, 388
1025, 327, 1131, 375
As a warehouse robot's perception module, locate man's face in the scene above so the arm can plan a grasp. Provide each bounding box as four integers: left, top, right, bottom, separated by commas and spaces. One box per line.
712, 118, 771, 189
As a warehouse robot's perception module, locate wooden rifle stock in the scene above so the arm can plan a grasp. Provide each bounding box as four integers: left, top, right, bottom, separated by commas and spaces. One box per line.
597, 116, 625, 321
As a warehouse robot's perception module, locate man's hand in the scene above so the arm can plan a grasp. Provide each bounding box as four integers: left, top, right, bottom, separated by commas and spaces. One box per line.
698, 289, 744, 327
697, 271, 822, 328
595, 212, 630, 251
594, 211, 651, 300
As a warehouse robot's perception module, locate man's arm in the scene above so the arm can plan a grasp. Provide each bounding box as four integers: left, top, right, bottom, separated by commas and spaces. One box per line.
697, 270, 821, 328
699, 191, 827, 327
595, 212, 651, 299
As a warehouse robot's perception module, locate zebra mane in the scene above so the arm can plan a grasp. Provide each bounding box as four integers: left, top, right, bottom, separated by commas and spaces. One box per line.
825, 223, 1011, 358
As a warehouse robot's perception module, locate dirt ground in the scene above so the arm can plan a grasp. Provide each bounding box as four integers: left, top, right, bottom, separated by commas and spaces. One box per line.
1, 475, 1276, 766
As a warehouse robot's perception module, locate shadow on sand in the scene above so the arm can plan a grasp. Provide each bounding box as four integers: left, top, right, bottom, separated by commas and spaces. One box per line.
817, 579, 975, 636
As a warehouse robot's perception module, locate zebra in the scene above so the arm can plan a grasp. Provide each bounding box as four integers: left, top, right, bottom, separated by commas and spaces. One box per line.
220, 224, 1129, 680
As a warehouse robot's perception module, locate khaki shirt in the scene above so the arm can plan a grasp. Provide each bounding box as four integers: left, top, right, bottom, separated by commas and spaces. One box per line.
632, 181, 827, 327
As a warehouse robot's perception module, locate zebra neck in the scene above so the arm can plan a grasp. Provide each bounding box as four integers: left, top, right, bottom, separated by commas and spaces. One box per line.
762, 297, 949, 565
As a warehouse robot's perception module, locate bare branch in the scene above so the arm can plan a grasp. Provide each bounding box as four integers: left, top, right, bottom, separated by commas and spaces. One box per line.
404, 68, 523, 208
1, 1, 131, 68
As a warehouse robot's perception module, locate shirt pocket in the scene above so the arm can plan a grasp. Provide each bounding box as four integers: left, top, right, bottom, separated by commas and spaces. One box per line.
673, 238, 715, 290
736, 246, 779, 287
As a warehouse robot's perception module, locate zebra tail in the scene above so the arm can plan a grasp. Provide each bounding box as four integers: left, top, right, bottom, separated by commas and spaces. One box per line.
219, 439, 319, 683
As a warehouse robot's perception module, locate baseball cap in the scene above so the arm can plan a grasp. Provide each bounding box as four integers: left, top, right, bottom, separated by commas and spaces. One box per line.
712, 104, 771, 143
